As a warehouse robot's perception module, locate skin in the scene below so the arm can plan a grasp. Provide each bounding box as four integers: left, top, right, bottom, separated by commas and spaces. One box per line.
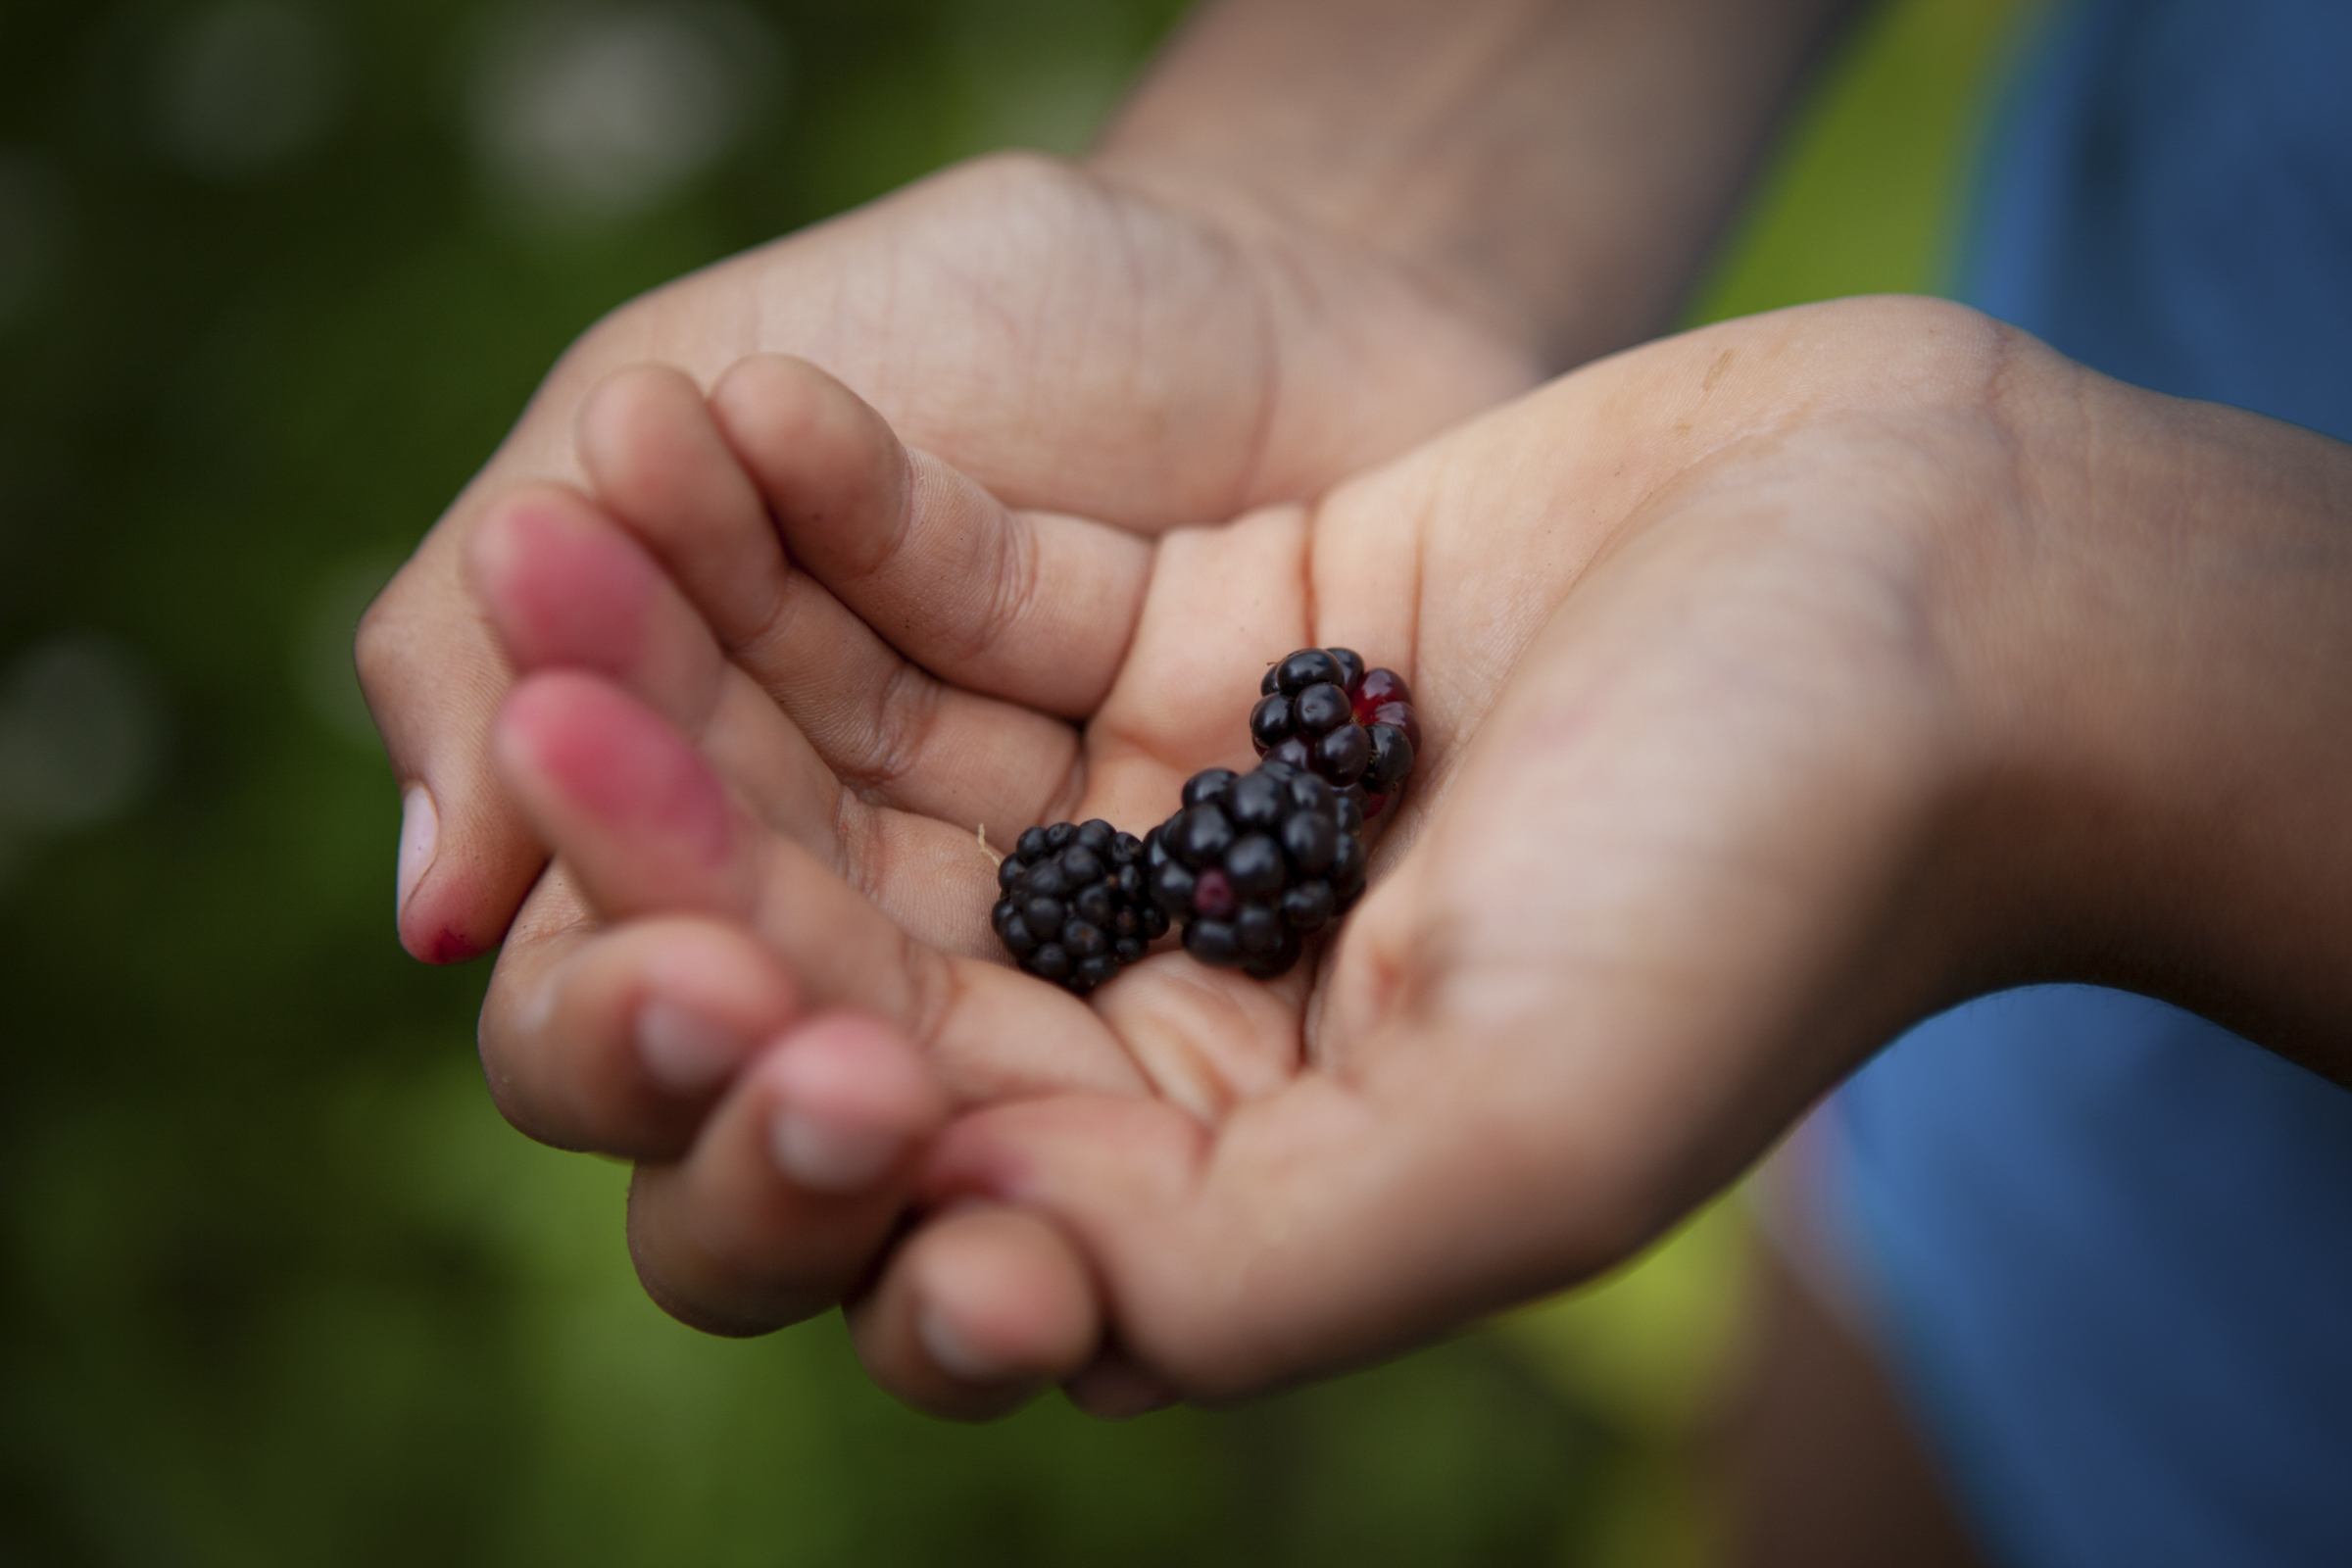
363, 1, 2350, 1547
467, 300, 2352, 1422
361, 150, 1534, 965
358, 0, 1852, 964
365, 0, 1887, 1440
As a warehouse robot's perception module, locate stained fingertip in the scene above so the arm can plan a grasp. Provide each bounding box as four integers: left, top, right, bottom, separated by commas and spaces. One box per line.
400, 905, 494, 967
360, 541, 536, 964
493, 671, 747, 916
392, 778, 532, 964
467, 487, 657, 677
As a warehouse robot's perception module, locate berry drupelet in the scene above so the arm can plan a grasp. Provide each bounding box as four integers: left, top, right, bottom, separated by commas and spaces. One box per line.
1147, 762, 1368, 979
1249, 647, 1419, 807
987, 649, 1420, 993
991, 818, 1167, 994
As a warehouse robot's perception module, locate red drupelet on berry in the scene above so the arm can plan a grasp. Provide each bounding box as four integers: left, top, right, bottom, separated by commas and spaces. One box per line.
988, 650, 1419, 991
992, 818, 1168, 994
1147, 761, 1369, 979
1248, 647, 1418, 808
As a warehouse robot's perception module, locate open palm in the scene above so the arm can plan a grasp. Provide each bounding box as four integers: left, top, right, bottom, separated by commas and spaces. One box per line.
476, 298, 2049, 1415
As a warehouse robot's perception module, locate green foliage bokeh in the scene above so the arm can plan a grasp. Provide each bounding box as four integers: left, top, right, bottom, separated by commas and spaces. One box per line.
0, 2, 2022, 1562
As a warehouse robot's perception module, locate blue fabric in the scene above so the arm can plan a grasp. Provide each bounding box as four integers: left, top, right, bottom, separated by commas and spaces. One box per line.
1827, 4, 2352, 1565
1957, 0, 2352, 436
1837, 993, 2352, 1568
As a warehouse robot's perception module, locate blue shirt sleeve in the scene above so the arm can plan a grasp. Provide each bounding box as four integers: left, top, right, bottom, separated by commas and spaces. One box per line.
1827, 5, 2352, 1564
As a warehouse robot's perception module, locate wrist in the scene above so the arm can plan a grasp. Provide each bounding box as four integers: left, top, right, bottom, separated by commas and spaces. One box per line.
1089, 0, 1855, 371
1943, 351, 2352, 1075
1054, 150, 1544, 499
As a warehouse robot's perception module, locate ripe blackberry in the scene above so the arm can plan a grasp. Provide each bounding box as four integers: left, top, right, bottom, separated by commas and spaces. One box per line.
1249, 647, 1420, 808
992, 818, 1168, 994
1148, 763, 1368, 979
983, 649, 1421, 991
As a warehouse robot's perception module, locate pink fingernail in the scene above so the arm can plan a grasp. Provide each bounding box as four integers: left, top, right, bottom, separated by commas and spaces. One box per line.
396, 784, 438, 917
917, 1305, 1015, 1384
635, 1000, 743, 1095
767, 1109, 903, 1195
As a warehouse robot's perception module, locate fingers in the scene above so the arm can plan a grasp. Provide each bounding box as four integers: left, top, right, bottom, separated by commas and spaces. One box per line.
358, 534, 547, 964
845, 1203, 1102, 1420
466, 483, 728, 731
489, 666, 907, 964
474, 664, 1143, 1199
1087, 955, 1308, 1124
470, 484, 870, 866
907, 1047, 1650, 1405
1081, 503, 1316, 801
576, 361, 1093, 843
568, 362, 788, 648
493, 670, 759, 920
878, 483, 1955, 1404
491, 666, 1150, 1091
479, 892, 800, 1157
470, 476, 1147, 958
626, 1011, 952, 1336
706, 354, 1153, 717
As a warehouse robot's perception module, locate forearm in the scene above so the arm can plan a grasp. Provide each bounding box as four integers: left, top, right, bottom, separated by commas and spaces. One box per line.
1967, 363, 2352, 1079
1094, 0, 1861, 368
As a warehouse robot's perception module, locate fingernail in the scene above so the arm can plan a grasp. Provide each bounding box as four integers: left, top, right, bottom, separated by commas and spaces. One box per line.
918, 1305, 1015, 1384
396, 784, 438, 917
767, 1108, 903, 1195
635, 1000, 744, 1096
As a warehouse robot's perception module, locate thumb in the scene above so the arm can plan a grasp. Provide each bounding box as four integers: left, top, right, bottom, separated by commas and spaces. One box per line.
358, 530, 547, 963
913, 1031, 1654, 1403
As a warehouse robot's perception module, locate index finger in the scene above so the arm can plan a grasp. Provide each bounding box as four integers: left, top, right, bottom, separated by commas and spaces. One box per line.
706, 355, 1156, 717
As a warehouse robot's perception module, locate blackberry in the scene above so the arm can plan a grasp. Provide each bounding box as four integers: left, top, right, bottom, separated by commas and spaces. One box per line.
1149, 764, 1368, 979
1249, 647, 1420, 809
983, 649, 1422, 991
992, 818, 1168, 994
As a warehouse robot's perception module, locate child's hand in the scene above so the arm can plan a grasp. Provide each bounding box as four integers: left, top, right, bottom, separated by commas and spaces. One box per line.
901, 298, 2352, 1413
360, 154, 1537, 968
472, 295, 2352, 1417
463, 341, 1519, 1380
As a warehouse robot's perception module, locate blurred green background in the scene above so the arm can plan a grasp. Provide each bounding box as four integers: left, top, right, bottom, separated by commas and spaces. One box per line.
0, 1, 2024, 1562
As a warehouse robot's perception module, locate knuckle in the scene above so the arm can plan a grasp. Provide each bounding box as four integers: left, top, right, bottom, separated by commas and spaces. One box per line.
930, 147, 1088, 213
350, 570, 416, 697
843, 660, 940, 793
965, 512, 1040, 665
895, 935, 962, 1065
